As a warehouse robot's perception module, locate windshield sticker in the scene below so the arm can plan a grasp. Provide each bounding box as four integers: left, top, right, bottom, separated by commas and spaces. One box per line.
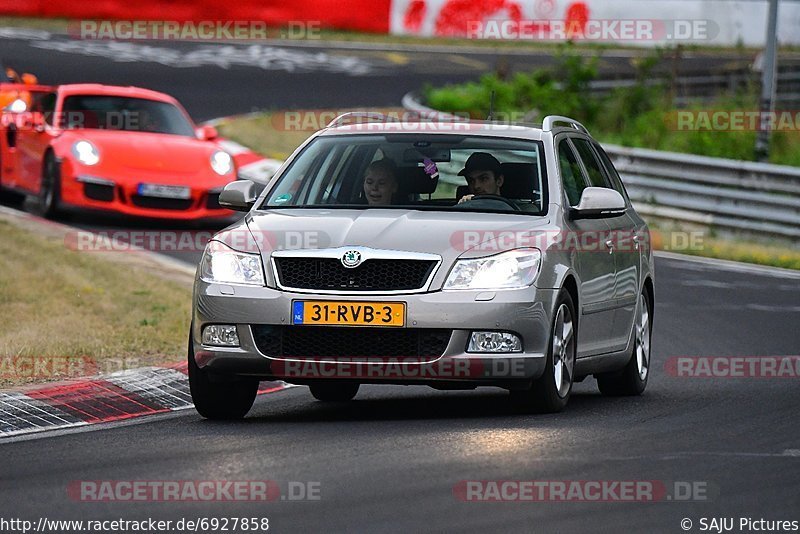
274, 193, 292, 204
423, 158, 439, 180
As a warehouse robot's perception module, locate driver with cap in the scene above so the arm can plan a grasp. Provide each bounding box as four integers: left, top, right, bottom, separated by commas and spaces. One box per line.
457, 152, 505, 203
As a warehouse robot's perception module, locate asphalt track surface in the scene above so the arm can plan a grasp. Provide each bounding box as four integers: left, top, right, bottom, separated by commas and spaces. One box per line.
1, 33, 799, 532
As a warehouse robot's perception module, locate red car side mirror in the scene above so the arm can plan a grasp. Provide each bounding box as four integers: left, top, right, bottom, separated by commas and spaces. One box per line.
197, 125, 218, 141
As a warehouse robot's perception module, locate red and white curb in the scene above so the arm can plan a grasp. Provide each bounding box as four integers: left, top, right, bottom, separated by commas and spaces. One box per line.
0, 364, 288, 438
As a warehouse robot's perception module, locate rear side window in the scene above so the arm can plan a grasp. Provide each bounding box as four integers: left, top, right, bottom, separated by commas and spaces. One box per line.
572, 138, 610, 188
558, 140, 586, 206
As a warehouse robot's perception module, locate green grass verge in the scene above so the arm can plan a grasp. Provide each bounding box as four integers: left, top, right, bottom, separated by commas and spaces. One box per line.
676, 239, 800, 270
0, 218, 191, 386
649, 225, 800, 270
216, 113, 313, 160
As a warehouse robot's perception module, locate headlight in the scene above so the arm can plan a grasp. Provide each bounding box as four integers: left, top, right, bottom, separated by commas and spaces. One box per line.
443, 248, 541, 290
72, 140, 100, 166
7, 98, 27, 113
210, 150, 233, 175
200, 240, 264, 286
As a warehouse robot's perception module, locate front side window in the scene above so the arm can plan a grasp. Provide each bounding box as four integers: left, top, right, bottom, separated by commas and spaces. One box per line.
260, 134, 547, 215
558, 140, 586, 206
572, 137, 610, 189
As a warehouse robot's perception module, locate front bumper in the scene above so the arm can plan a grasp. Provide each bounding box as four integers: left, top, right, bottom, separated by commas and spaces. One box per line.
192, 281, 559, 387
59, 163, 234, 220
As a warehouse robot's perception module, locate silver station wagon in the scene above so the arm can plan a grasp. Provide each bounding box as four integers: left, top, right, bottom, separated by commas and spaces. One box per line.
189, 113, 654, 419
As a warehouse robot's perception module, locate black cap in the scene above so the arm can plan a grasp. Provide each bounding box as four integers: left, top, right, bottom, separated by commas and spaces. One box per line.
458, 152, 501, 177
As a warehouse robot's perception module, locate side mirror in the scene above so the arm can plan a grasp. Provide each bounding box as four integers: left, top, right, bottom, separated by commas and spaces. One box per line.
197, 125, 218, 141
218, 180, 256, 211
570, 187, 626, 219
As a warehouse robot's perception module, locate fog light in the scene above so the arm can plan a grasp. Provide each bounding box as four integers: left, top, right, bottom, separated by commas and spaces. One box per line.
202, 325, 240, 346
468, 332, 522, 353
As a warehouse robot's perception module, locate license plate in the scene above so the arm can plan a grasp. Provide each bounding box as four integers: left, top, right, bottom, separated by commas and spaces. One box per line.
137, 183, 191, 199
292, 301, 405, 327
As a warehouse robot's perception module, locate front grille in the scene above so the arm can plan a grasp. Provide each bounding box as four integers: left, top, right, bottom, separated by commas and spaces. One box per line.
83, 182, 114, 202
252, 325, 451, 360
130, 195, 194, 210
274, 258, 437, 291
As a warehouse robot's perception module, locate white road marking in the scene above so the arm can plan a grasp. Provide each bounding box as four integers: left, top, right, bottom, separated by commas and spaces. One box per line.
29, 39, 374, 75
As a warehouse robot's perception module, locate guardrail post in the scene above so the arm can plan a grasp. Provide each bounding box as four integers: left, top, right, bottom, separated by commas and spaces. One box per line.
755, 0, 779, 161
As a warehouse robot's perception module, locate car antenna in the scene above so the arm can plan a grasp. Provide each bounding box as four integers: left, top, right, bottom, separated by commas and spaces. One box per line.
487, 91, 495, 121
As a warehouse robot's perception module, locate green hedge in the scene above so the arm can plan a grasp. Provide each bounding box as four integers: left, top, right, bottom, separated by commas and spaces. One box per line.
425, 44, 799, 167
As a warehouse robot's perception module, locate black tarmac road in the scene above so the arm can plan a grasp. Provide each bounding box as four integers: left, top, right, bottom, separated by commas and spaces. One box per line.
1, 30, 799, 533
2, 255, 799, 533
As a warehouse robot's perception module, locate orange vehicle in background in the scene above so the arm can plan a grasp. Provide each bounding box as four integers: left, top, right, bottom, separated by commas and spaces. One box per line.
0, 82, 239, 220
1, 65, 39, 112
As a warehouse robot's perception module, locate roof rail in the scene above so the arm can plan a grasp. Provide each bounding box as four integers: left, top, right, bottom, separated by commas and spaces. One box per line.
542, 115, 589, 134
326, 112, 399, 129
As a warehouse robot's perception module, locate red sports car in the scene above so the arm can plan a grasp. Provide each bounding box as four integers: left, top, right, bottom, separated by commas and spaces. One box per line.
0, 83, 238, 219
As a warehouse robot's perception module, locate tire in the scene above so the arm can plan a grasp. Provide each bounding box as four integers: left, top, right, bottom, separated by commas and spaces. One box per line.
309, 382, 359, 402
33, 151, 60, 218
188, 335, 259, 420
597, 290, 652, 396
510, 289, 577, 414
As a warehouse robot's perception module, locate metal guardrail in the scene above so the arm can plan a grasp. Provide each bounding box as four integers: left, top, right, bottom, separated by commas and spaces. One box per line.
402, 93, 800, 241
587, 68, 800, 106
604, 145, 800, 240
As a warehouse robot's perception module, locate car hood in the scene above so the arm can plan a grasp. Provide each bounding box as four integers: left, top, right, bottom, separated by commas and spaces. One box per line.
62, 129, 215, 173
241, 208, 553, 267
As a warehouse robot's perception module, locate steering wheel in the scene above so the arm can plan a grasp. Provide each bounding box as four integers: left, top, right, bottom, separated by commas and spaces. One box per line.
467, 194, 521, 211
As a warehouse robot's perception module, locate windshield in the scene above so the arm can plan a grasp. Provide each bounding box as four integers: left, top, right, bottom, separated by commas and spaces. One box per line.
260, 134, 547, 215
61, 95, 195, 136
